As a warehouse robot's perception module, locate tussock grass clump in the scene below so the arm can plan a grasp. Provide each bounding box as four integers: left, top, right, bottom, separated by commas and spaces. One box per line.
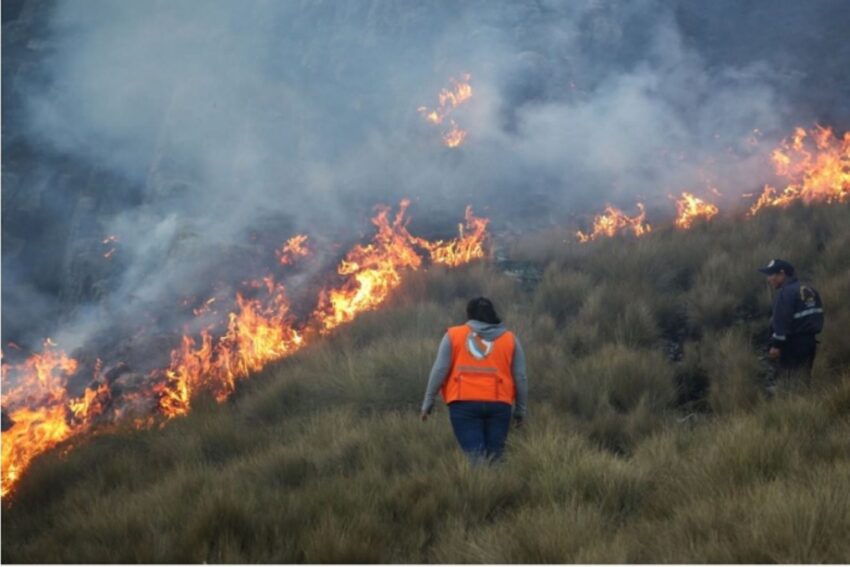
687, 250, 758, 333
702, 327, 764, 413
816, 269, 850, 373
532, 266, 594, 325
557, 344, 673, 418
4, 203, 850, 563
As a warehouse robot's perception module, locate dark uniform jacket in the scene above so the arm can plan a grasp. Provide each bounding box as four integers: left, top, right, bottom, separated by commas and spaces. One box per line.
769, 276, 824, 350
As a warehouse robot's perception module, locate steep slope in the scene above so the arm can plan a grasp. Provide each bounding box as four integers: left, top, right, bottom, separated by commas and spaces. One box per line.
3, 203, 850, 563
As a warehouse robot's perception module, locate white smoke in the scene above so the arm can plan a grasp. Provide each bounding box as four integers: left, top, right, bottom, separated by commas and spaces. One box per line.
4, 0, 846, 358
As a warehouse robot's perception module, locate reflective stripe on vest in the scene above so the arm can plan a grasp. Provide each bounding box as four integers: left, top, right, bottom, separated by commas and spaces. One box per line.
441, 325, 516, 405
793, 307, 823, 319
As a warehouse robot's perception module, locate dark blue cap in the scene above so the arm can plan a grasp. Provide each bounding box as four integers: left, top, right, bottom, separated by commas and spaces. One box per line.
758, 258, 795, 276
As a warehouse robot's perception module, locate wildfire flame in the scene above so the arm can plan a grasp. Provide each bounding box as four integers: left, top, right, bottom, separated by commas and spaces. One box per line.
576, 203, 652, 243
277, 234, 310, 265
313, 201, 490, 334
311, 200, 424, 334
7, 123, 847, 496
155, 278, 304, 418
415, 206, 489, 267
674, 192, 719, 229
442, 120, 467, 148
418, 74, 472, 148
749, 125, 850, 215
0, 203, 490, 496
1, 339, 91, 497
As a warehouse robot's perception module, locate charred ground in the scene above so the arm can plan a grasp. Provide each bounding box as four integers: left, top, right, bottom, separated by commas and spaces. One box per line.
2, 202, 850, 563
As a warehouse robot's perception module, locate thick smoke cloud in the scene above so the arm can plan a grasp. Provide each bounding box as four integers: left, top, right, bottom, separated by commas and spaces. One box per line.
3, 0, 848, 360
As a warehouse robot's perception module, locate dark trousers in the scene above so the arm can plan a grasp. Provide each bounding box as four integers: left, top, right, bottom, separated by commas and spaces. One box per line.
448, 401, 512, 463
780, 336, 817, 377
772, 335, 817, 389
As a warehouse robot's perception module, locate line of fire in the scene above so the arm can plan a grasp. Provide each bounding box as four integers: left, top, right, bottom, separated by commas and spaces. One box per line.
1, 73, 848, 498
576, 125, 848, 242
0, 200, 489, 497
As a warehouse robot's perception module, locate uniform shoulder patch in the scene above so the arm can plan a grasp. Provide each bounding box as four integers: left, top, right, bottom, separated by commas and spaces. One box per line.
800, 285, 817, 308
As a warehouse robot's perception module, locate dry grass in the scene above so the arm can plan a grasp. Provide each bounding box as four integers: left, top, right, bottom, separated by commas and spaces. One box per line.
3, 203, 850, 563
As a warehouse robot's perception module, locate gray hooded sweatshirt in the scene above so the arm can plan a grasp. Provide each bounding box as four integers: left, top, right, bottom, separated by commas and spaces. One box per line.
420, 320, 528, 417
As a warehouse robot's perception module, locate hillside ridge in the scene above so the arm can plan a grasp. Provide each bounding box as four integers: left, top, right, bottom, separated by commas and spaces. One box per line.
3, 203, 850, 563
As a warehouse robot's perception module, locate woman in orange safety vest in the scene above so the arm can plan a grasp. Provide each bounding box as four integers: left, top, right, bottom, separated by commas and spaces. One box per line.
420, 297, 528, 462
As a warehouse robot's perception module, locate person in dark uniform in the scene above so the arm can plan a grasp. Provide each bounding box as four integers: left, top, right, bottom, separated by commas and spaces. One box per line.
758, 259, 824, 386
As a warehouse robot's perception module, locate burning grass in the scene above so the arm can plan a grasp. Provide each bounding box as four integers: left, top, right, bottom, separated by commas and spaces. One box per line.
575, 203, 651, 242
571, 124, 848, 245
4, 122, 845, 497
749, 125, 850, 215
0, 199, 489, 496
418, 73, 473, 149
3, 202, 850, 562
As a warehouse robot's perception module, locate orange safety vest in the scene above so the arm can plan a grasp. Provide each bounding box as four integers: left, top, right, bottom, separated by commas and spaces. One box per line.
441, 324, 516, 405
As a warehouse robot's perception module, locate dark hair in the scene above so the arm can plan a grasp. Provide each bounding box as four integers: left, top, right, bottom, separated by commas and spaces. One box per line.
466, 297, 501, 324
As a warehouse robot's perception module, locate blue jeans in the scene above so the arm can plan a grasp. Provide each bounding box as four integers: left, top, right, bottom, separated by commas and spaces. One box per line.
448, 401, 512, 462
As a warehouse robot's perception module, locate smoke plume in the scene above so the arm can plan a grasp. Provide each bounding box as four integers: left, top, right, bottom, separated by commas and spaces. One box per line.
3, 0, 849, 363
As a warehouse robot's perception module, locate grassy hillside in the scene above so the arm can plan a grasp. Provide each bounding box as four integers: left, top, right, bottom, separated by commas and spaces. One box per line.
3, 203, 850, 563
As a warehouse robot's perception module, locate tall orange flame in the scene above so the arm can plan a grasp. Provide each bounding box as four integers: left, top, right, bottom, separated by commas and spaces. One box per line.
155, 278, 303, 418
749, 125, 850, 215
576, 203, 652, 243
674, 192, 719, 229
312, 201, 490, 334
1, 340, 85, 496
1, 203, 490, 497
311, 200, 424, 334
